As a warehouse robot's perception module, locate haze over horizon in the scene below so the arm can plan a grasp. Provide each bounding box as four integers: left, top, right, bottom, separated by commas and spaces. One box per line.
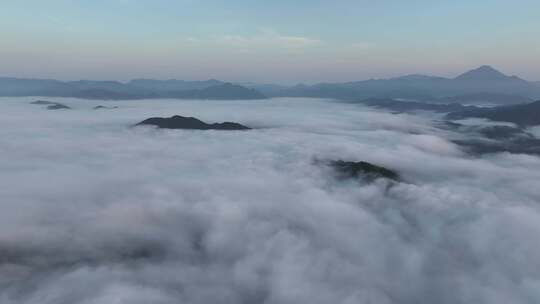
1, 0, 539, 84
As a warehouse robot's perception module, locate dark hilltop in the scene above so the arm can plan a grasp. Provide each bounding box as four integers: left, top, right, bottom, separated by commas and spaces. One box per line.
135, 115, 251, 130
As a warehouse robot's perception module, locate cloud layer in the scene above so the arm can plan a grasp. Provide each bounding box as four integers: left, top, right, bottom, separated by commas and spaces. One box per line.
0, 97, 539, 303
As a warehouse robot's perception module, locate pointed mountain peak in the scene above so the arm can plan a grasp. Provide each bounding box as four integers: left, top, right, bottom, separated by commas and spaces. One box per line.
474, 65, 501, 73
455, 65, 511, 81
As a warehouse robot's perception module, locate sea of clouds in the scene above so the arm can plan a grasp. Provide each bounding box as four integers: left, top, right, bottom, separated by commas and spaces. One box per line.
0, 97, 539, 304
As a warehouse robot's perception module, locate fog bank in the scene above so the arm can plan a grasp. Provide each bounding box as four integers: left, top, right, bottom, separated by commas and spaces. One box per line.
1, 97, 539, 304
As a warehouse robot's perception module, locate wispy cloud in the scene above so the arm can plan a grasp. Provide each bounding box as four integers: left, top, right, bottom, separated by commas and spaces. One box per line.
179, 29, 322, 53
217, 29, 322, 49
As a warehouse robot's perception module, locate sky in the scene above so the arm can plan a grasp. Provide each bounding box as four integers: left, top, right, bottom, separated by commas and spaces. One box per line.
1, 0, 539, 83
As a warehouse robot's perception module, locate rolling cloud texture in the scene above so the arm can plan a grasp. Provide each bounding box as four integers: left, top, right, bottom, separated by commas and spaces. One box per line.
1, 97, 539, 303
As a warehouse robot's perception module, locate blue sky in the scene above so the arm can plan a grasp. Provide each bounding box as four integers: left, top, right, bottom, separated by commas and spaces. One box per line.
1, 0, 539, 83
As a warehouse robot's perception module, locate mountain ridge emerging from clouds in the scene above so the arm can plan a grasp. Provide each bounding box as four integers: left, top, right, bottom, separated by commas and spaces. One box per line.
446, 99, 540, 127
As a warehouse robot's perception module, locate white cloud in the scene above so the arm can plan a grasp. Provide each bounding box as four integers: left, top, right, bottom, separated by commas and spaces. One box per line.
217, 29, 322, 50
176, 28, 322, 53
0, 97, 539, 303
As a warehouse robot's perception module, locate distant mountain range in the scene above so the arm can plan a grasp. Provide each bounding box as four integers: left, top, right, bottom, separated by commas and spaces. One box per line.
0, 78, 266, 100
246, 66, 540, 102
1, 66, 538, 102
